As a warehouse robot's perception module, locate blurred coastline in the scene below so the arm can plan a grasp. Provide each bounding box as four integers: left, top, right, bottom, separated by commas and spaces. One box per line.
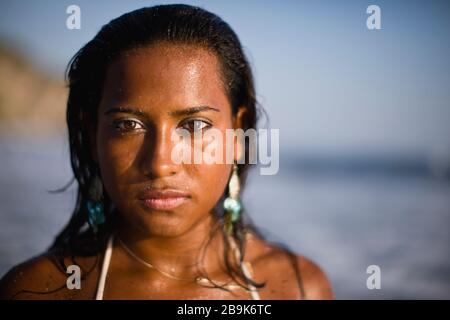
0, 43, 67, 136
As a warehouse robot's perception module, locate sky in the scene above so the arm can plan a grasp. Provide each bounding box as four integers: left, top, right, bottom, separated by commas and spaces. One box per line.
1, 0, 449, 157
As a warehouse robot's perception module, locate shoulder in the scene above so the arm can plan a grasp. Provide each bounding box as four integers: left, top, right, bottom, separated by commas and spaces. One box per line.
245, 232, 334, 300
0, 253, 64, 300
0, 251, 99, 300
295, 255, 334, 299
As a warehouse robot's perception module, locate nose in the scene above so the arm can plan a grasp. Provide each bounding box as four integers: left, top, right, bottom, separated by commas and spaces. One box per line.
140, 124, 180, 178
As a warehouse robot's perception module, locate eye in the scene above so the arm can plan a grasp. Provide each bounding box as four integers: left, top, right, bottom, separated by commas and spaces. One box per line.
181, 119, 211, 133
113, 119, 145, 132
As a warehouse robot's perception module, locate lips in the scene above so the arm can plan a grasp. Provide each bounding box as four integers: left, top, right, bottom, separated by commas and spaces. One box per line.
137, 189, 190, 211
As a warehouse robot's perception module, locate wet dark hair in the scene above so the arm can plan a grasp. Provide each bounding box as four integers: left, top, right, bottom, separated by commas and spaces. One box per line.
50, 4, 267, 292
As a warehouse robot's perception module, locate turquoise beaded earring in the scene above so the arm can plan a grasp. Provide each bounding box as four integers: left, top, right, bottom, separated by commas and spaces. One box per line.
86, 174, 105, 233
223, 163, 241, 235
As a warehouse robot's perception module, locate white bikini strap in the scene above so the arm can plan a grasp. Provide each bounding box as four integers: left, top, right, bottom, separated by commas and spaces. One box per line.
95, 234, 114, 300
228, 234, 261, 300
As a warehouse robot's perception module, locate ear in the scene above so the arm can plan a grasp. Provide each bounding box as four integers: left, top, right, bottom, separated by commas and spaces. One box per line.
232, 106, 248, 163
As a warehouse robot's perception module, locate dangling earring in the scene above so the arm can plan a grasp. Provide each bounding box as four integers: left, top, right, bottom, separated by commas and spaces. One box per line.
87, 173, 105, 234
223, 163, 241, 235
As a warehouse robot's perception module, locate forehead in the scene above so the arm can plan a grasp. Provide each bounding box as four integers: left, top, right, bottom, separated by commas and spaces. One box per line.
99, 43, 231, 115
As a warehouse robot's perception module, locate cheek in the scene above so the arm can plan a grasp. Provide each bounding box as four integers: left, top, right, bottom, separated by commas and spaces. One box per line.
188, 130, 234, 212
187, 163, 230, 212
96, 130, 143, 197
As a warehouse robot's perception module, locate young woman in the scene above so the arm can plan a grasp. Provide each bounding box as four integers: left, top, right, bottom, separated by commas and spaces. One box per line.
0, 4, 333, 300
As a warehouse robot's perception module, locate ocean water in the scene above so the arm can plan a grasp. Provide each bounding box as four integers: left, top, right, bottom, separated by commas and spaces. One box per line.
0, 136, 449, 299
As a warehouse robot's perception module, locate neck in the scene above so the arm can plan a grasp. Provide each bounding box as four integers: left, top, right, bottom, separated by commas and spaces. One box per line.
113, 213, 226, 280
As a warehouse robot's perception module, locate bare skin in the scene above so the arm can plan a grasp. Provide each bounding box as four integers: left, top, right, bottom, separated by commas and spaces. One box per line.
0, 44, 333, 300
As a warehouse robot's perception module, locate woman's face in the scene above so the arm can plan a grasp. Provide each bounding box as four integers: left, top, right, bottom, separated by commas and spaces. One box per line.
94, 43, 239, 237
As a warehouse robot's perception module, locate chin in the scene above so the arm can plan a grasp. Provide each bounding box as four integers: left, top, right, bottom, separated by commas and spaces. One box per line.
129, 209, 196, 238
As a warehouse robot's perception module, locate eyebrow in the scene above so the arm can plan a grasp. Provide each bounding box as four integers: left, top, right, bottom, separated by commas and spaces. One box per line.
104, 106, 220, 117
168, 106, 220, 117
104, 107, 146, 117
